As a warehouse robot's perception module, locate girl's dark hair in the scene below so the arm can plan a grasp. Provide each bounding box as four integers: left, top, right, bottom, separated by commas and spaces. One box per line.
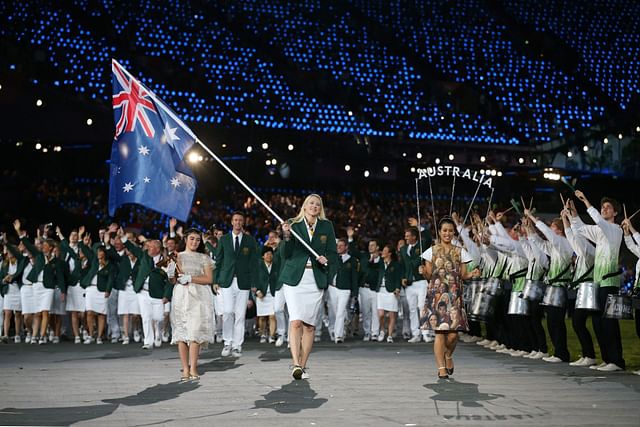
438, 216, 457, 233
183, 228, 205, 253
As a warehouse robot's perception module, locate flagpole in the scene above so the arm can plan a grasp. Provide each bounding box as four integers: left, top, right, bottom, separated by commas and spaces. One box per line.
111, 59, 324, 264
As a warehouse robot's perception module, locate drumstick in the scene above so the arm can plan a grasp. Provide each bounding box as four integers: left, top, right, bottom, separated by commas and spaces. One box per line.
520, 196, 527, 212
629, 207, 640, 221
623, 203, 628, 220
559, 193, 566, 208
500, 206, 514, 215
529, 196, 534, 211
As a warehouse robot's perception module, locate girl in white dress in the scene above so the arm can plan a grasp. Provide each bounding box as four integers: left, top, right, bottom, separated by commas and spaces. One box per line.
171, 229, 214, 381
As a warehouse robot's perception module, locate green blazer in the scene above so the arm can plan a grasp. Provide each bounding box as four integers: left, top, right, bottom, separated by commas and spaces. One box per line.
278, 219, 338, 290
21, 237, 65, 291
335, 254, 359, 296
362, 257, 382, 292
0, 258, 26, 296
378, 260, 404, 293
4, 244, 29, 287
399, 242, 426, 284
60, 239, 91, 286
214, 232, 260, 290
79, 243, 115, 293
123, 240, 171, 299
256, 260, 279, 297
108, 247, 140, 291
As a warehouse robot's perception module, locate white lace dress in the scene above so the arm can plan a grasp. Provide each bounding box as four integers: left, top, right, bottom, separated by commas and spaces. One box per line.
170, 251, 214, 345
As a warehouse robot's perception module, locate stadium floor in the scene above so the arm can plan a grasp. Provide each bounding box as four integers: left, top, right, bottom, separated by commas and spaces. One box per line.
1, 339, 638, 426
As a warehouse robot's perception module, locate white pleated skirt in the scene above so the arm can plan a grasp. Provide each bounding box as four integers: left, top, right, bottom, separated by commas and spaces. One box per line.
117, 285, 140, 315
85, 286, 107, 315
33, 282, 54, 313
377, 287, 399, 312
50, 288, 67, 315
66, 285, 86, 312
4, 284, 22, 311
283, 269, 323, 325
256, 292, 275, 316
20, 285, 36, 314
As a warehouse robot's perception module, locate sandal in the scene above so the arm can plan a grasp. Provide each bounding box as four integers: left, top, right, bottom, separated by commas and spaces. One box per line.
445, 355, 454, 375
437, 366, 449, 379
189, 374, 200, 381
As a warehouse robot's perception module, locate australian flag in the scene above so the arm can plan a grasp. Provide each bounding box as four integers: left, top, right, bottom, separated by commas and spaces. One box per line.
108, 59, 196, 222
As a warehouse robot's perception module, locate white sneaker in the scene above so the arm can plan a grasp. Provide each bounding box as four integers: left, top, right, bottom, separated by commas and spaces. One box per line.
275, 336, 284, 347
633, 370, 640, 376
424, 335, 435, 343
154, 338, 162, 348
25, 334, 32, 344
569, 357, 586, 366
362, 334, 370, 342
329, 331, 335, 342
493, 343, 505, 351
14, 336, 21, 344
476, 339, 490, 346
313, 336, 321, 343
39, 336, 48, 345
485, 340, 498, 348
292, 365, 303, 380
231, 347, 242, 357
543, 356, 563, 363
371, 335, 378, 341
30, 336, 39, 345
82, 329, 89, 341
407, 335, 421, 343
597, 363, 623, 372
260, 335, 267, 344
522, 350, 537, 359
141, 343, 151, 350
221, 345, 232, 357
402, 332, 411, 340
510, 350, 527, 357
96, 338, 103, 345
496, 347, 512, 354
111, 337, 119, 344
84, 337, 95, 345
469, 336, 482, 342
301, 368, 310, 380
377, 331, 385, 342
162, 331, 170, 343
74, 336, 81, 344
577, 357, 597, 367
122, 337, 130, 345
268, 336, 275, 344
590, 362, 607, 370
133, 330, 141, 343
387, 336, 394, 343
52, 336, 60, 344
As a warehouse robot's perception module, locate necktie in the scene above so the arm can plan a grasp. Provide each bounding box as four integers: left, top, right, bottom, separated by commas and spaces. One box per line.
234, 235, 240, 254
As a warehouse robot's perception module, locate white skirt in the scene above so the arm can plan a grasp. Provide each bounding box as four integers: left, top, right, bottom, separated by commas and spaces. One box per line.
256, 292, 275, 316
51, 288, 67, 315
20, 285, 36, 315
164, 301, 171, 314
377, 287, 399, 312
33, 282, 54, 313
283, 269, 323, 325
117, 285, 140, 315
66, 285, 86, 312
85, 286, 107, 315
213, 292, 223, 316
4, 284, 22, 311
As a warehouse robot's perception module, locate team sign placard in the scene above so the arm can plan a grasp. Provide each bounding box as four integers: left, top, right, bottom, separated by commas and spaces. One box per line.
416, 166, 494, 189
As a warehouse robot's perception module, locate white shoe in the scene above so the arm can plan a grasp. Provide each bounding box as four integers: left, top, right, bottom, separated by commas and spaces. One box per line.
476, 339, 490, 346
313, 336, 321, 343
329, 331, 335, 342
84, 337, 95, 345
292, 365, 303, 380
82, 329, 89, 341
52, 336, 60, 344
542, 356, 563, 363
485, 340, 498, 348
25, 334, 32, 344
577, 357, 597, 367
590, 362, 607, 370
387, 336, 394, 343
14, 336, 21, 344
408, 335, 421, 343
469, 336, 482, 342
362, 334, 370, 342
424, 335, 435, 343
402, 332, 411, 340
74, 336, 81, 344
275, 336, 284, 347
511, 350, 527, 357
496, 347, 512, 354
493, 343, 505, 351
569, 357, 586, 366
221, 345, 232, 357
260, 335, 267, 344
301, 368, 310, 380
335, 337, 344, 344
231, 347, 242, 357
162, 331, 170, 343
154, 339, 162, 348
371, 335, 378, 341
633, 370, 640, 376
377, 331, 385, 342
122, 337, 130, 345
532, 352, 548, 360
96, 338, 104, 345
133, 330, 141, 343
268, 336, 275, 344
596, 363, 623, 372
39, 336, 48, 345
141, 343, 151, 350
522, 350, 537, 359
30, 336, 39, 345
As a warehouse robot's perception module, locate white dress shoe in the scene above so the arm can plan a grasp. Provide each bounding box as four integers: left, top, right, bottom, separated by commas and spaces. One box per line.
596, 363, 623, 372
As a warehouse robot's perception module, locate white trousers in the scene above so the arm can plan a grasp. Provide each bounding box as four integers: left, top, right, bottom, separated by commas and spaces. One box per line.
274, 289, 288, 336
137, 291, 164, 346
107, 290, 120, 338
405, 280, 427, 337
359, 286, 379, 336
221, 279, 249, 348
315, 290, 329, 337
328, 286, 350, 340
399, 288, 411, 335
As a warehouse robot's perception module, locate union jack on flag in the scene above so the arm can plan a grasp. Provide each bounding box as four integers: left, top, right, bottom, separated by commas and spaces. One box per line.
108, 59, 198, 222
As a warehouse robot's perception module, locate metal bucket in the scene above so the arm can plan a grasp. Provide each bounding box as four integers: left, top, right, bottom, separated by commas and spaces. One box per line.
466, 279, 483, 309
482, 278, 502, 296
468, 291, 495, 322
521, 279, 546, 302
507, 291, 530, 316
575, 282, 599, 311
541, 285, 566, 308
603, 294, 633, 320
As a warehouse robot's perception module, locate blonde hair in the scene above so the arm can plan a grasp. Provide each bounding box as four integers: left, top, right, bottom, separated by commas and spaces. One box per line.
291, 194, 327, 224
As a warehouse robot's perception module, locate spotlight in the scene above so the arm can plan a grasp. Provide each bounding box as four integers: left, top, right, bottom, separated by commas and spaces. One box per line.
271, 158, 277, 165
246, 146, 253, 153
618, 133, 623, 140
435, 158, 441, 164
416, 152, 423, 159
36, 99, 43, 107
348, 111, 353, 116
266, 160, 272, 166
582, 145, 589, 152
383, 166, 389, 173
35, 143, 42, 150
222, 144, 227, 148
497, 171, 503, 177
54, 146, 62, 152
636, 126, 640, 133
480, 155, 486, 162
261, 142, 269, 150
402, 152, 407, 158
448, 154, 454, 161
197, 155, 203, 161
188, 152, 200, 163
410, 167, 416, 173
15, 141, 22, 147
532, 158, 538, 164
567, 151, 573, 158
491, 170, 497, 176
364, 170, 370, 178
86, 118, 93, 126
0, 84, 2, 91
42, 148, 49, 153
603, 137, 608, 144
480, 169, 485, 175
518, 157, 524, 164
287, 144, 294, 151
344, 164, 351, 171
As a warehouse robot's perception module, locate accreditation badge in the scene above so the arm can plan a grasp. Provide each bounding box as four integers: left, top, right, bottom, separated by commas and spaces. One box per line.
242, 247, 250, 255
320, 235, 327, 243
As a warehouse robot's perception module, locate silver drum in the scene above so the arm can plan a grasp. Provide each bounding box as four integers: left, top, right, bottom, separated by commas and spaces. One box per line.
469, 291, 495, 322
603, 294, 633, 320
507, 291, 530, 316
482, 278, 502, 296
541, 285, 566, 308
575, 282, 599, 311
521, 279, 546, 303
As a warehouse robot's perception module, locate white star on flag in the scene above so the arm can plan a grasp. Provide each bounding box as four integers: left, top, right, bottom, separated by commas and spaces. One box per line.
123, 182, 134, 192
164, 123, 180, 147
138, 145, 150, 156
170, 177, 181, 188
143, 176, 151, 183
